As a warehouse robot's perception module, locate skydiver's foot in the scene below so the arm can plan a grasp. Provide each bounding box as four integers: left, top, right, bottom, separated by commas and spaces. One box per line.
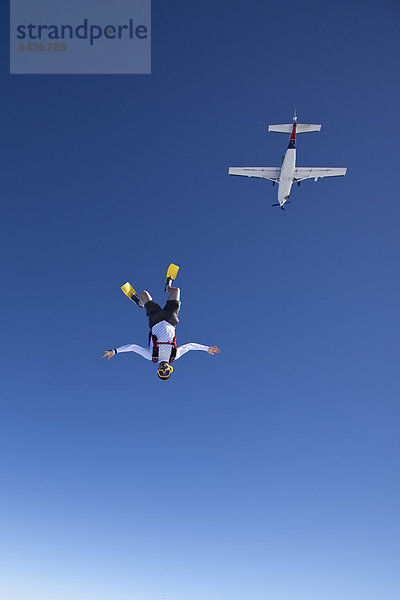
132, 294, 143, 307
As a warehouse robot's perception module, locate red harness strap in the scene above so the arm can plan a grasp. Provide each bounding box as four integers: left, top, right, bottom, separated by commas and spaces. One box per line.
151, 334, 177, 364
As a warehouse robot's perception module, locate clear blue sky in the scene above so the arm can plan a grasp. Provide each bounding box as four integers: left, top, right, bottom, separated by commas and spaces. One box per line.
1, 1, 399, 599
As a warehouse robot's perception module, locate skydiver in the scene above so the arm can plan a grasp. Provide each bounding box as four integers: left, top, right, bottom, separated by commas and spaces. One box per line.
102, 264, 220, 380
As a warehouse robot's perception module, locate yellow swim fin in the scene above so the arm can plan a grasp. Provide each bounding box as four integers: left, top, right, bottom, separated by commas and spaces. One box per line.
165, 263, 180, 291
167, 263, 180, 280
121, 282, 141, 305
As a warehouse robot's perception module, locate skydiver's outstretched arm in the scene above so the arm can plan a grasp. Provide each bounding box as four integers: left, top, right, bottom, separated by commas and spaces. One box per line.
102, 344, 152, 361
176, 343, 220, 359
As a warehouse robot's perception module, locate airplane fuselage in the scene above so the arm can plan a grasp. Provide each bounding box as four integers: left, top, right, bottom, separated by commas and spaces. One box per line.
228, 115, 346, 209
278, 122, 296, 207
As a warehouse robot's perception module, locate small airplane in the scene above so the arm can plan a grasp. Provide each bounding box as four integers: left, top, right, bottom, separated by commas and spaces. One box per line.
229, 113, 347, 210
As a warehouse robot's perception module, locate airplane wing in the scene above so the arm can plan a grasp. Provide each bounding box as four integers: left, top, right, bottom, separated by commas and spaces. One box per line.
293, 167, 347, 181
229, 167, 280, 182
268, 124, 321, 133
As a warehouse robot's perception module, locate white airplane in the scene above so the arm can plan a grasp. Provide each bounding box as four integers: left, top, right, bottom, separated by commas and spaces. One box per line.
229, 114, 347, 210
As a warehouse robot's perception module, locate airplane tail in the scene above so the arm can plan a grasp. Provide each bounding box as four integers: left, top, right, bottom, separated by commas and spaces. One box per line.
268, 123, 321, 133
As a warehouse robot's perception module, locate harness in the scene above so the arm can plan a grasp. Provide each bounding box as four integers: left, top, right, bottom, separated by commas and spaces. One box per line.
150, 333, 177, 364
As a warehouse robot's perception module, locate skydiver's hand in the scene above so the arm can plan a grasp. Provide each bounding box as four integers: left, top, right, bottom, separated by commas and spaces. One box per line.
208, 346, 220, 355
102, 350, 115, 360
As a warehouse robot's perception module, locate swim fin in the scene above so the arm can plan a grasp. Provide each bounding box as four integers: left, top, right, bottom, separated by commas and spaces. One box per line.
121, 282, 141, 306
165, 263, 180, 291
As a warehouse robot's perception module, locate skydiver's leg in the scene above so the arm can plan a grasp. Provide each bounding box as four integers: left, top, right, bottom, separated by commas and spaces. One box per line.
142, 291, 165, 329
166, 286, 180, 302
139, 290, 152, 307
164, 287, 181, 327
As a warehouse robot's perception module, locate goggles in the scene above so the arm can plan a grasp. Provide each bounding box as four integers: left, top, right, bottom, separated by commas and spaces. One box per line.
157, 364, 174, 379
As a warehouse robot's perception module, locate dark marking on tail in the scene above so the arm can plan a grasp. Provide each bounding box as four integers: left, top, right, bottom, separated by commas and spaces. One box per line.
287, 121, 297, 149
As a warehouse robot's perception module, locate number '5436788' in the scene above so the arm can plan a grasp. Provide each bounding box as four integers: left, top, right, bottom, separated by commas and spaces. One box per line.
18, 42, 67, 51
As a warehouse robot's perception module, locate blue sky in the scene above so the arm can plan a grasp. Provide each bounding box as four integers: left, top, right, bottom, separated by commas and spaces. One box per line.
1, 1, 399, 599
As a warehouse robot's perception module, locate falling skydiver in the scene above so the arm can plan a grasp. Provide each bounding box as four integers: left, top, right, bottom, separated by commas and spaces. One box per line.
102, 264, 220, 380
